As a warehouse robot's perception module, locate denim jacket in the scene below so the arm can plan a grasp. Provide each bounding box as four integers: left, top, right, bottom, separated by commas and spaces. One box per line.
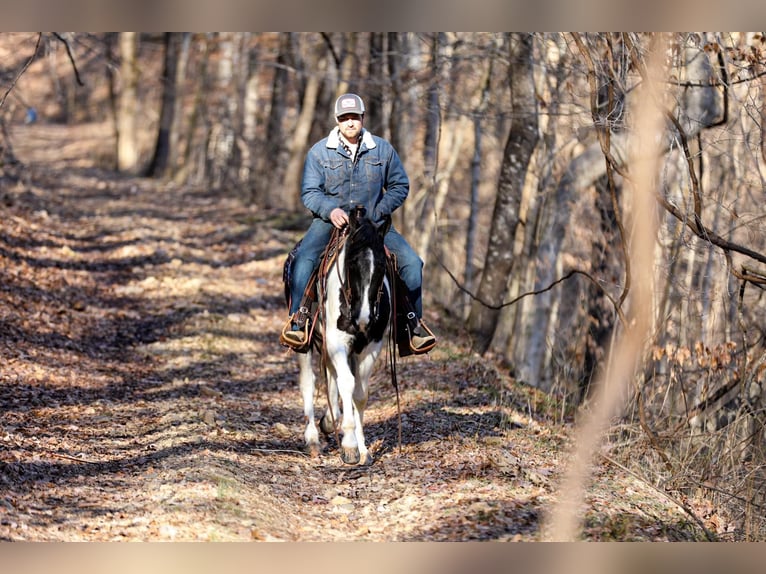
300, 127, 409, 226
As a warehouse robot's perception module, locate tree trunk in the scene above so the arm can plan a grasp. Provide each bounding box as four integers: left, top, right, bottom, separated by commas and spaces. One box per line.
386, 33, 405, 159
581, 176, 620, 399
117, 32, 139, 174
179, 34, 212, 185
366, 33, 385, 136
463, 58, 493, 317
418, 115, 470, 261
334, 33, 357, 95
468, 33, 539, 355
147, 33, 181, 178
424, 33, 443, 184
206, 33, 240, 190
169, 33, 191, 177
104, 33, 119, 170
283, 50, 326, 210
387, 33, 420, 234
259, 33, 293, 204
242, 40, 259, 202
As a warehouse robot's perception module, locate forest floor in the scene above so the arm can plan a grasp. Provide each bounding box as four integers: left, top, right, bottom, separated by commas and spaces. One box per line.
0, 122, 712, 542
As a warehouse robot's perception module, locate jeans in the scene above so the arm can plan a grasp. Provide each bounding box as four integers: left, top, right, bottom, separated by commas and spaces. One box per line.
289, 218, 424, 318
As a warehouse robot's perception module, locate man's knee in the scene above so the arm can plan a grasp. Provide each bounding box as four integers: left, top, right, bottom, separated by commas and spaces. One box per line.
396, 252, 423, 286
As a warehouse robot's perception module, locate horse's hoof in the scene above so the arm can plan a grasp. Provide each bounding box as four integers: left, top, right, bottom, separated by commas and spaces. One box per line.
306, 443, 321, 458
358, 451, 373, 466
341, 447, 360, 465
319, 413, 336, 436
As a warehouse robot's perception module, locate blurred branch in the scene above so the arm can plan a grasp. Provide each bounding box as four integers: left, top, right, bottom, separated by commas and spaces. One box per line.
0, 33, 42, 110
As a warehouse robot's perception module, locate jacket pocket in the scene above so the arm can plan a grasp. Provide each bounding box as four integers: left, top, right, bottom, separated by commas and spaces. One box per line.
363, 158, 384, 185
323, 159, 345, 192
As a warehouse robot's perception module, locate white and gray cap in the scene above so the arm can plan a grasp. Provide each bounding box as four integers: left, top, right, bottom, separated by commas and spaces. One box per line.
334, 93, 365, 117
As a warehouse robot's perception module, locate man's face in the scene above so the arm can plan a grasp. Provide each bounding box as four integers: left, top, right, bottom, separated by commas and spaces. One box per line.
336, 113, 364, 143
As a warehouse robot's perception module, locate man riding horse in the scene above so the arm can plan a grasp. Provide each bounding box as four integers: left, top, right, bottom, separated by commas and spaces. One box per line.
281, 93, 436, 354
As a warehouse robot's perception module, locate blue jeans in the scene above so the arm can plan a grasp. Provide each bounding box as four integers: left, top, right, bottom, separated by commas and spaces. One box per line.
289, 218, 424, 318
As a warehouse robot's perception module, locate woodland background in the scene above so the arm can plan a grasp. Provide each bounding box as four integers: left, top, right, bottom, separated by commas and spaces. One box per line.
2, 32, 766, 540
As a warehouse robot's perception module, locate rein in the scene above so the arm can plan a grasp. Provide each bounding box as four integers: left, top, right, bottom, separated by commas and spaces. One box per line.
386, 254, 403, 453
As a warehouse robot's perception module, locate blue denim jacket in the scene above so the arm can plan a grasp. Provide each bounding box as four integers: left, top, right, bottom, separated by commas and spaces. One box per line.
301, 128, 409, 225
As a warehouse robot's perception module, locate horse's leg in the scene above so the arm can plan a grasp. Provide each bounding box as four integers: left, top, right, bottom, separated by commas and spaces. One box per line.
352, 346, 380, 466
298, 351, 321, 458
319, 361, 339, 436
327, 345, 361, 465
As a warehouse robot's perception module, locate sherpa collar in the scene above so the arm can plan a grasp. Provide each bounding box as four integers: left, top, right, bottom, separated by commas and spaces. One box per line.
326, 127, 376, 151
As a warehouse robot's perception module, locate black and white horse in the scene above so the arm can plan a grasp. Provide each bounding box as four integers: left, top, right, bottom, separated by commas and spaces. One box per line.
298, 207, 391, 465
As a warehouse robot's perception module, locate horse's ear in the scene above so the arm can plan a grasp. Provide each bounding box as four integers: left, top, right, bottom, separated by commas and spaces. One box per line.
350, 204, 366, 224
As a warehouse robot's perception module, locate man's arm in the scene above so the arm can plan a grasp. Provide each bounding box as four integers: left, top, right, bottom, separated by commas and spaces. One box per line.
373, 144, 409, 224
300, 147, 337, 220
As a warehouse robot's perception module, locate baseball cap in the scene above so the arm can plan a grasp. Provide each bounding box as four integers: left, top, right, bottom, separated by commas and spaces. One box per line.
334, 93, 365, 117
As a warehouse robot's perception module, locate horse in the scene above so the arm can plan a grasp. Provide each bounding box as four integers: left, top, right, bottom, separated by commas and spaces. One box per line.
294, 206, 391, 465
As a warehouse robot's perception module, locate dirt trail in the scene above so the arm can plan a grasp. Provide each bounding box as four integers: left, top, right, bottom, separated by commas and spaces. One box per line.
0, 123, 703, 541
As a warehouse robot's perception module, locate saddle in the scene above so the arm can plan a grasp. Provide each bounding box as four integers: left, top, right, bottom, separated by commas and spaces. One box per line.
279, 229, 344, 353
280, 232, 432, 357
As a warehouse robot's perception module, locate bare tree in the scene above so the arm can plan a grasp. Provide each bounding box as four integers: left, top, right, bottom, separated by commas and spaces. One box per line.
117, 32, 139, 173
467, 33, 539, 354
147, 32, 182, 178
516, 33, 725, 389
283, 37, 327, 210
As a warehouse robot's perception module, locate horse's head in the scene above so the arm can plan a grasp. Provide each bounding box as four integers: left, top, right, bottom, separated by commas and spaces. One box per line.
348, 204, 390, 240
349, 204, 367, 224
336, 203, 391, 350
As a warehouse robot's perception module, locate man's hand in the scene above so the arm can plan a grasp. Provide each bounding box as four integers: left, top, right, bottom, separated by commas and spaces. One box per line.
329, 208, 349, 229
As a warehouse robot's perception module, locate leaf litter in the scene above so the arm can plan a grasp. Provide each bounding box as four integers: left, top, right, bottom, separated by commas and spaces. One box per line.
0, 123, 706, 541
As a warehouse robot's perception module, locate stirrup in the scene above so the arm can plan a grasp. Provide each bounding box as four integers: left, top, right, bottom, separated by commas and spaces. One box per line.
397, 313, 436, 356
409, 319, 436, 354
279, 308, 311, 352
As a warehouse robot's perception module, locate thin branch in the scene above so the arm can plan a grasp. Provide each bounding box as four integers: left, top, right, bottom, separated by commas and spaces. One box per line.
53, 32, 85, 86
673, 68, 759, 89
47, 451, 101, 464
436, 254, 628, 328
600, 453, 718, 541
684, 477, 766, 512
582, 34, 766, 287
0, 33, 42, 110
605, 34, 632, 306
665, 111, 704, 232
249, 447, 308, 457
572, 32, 633, 306
570, 33, 631, 182
659, 194, 766, 269
320, 33, 341, 69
